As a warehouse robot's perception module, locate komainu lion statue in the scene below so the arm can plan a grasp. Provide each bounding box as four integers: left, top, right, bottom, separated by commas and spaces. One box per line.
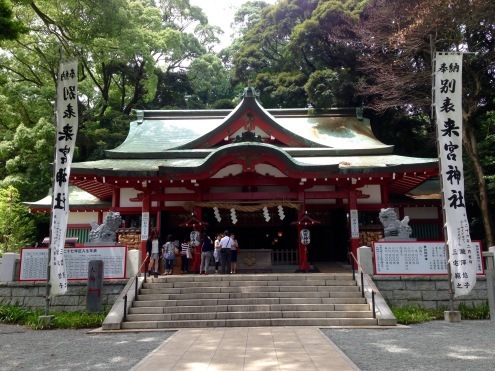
89, 211, 122, 243
379, 208, 412, 239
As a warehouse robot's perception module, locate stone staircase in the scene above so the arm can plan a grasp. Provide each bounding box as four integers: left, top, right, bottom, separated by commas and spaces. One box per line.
120, 273, 378, 329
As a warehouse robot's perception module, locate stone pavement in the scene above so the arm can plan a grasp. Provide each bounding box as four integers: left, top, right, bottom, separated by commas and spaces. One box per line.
130, 327, 359, 371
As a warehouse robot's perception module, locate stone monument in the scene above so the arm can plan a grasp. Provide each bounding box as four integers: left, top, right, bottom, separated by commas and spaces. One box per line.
378, 208, 415, 240
89, 211, 122, 244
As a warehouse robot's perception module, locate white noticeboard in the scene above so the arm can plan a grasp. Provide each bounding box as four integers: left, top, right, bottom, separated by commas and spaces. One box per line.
19, 246, 127, 281
373, 241, 484, 275
350, 209, 359, 238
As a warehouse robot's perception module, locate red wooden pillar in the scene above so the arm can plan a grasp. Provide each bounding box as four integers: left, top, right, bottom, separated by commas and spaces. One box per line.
140, 190, 151, 273
348, 185, 360, 268
297, 208, 311, 272
112, 187, 120, 209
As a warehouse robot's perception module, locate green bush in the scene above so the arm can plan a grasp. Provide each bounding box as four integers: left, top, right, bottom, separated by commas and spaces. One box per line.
391, 302, 490, 324
0, 303, 107, 329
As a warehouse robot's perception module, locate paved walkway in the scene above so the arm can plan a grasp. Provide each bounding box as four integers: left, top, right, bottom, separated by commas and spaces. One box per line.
130, 327, 359, 371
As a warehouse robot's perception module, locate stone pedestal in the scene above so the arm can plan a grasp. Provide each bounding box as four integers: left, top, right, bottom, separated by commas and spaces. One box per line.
126, 249, 141, 278
485, 247, 495, 321
444, 311, 461, 322
0, 253, 20, 282
357, 246, 374, 274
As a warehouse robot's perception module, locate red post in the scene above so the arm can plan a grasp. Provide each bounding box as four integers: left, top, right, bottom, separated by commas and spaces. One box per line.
348, 185, 360, 268
140, 190, 151, 273
296, 205, 311, 272
298, 223, 310, 272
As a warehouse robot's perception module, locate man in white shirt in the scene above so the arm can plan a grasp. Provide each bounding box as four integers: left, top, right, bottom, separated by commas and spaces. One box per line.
219, 230, 232, 274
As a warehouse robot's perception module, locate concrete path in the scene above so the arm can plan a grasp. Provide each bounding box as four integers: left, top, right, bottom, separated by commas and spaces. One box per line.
131, 327, 359, 371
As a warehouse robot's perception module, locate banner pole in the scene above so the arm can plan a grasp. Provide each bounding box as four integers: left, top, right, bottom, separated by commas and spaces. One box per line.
42, 48, 64, 318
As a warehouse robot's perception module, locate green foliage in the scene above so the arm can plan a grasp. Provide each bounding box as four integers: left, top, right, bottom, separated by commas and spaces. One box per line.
232, 0, 363, 108
255, 71, 307, 108
0, 303, 107, 329
0, 0, 28, 41
391, 302, 490, 325
391, 305, 443, 324
0, 118, 55, 201
457, 302, 490, 320
0, 0, 237, 205
78, 112, 130, 161
465, 111, 495, 200
188, 53, 231, 106
211, 99, 236, 109
305, 69, 356, 108
0, 186, 37, 254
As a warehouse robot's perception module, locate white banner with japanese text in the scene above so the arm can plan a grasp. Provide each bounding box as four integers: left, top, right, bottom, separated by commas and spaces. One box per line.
50, 59, 78, 297
435, 52, 475, 296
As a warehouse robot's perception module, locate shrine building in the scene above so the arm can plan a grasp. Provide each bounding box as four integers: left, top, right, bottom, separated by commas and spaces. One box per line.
27, 87, 442, 271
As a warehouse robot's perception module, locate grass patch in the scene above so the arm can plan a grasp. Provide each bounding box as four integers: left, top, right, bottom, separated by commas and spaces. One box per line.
0, 303, 107, 330
391, 302, 490, 324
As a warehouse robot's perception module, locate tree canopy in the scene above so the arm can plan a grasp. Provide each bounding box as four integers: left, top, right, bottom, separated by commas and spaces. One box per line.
0, 0, 493, 248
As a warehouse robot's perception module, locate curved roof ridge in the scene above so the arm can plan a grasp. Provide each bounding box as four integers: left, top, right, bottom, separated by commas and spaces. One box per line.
176, 93, 324, 149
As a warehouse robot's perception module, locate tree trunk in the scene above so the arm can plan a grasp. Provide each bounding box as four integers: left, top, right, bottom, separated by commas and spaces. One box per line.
463, 114, 494, 247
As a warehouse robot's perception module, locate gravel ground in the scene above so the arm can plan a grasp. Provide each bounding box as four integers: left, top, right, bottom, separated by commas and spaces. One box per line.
1, 321, 494, 370
322, 321, 495, 371
0, 324, 173, 371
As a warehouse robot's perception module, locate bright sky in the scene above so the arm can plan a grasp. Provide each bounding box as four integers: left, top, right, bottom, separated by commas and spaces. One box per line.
190, 0, 278, 50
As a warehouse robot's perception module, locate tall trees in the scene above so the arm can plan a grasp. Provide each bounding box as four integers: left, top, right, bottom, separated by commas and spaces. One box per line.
0, 0, 224, 199
0, 186, 36, 254
357, 0, 495, 245
232, 0, 363, 108
0, 0, 27, 41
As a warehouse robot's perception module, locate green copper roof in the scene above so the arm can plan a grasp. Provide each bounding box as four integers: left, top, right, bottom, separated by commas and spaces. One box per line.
106, 97, 393, 159
71, 142, 436, 176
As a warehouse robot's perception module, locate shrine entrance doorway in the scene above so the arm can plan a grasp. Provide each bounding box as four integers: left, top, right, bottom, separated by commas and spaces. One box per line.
305, 208, 349, 263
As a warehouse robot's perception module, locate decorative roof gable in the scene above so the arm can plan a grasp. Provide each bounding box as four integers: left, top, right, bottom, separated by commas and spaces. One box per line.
180, 87, 318, 149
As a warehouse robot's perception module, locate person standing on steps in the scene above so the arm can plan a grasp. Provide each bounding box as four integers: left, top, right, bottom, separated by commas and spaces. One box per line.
219, 230, 232, 274
214, 233, 222, 274
230, 233, 239, 274
200, 232, 214, 274
163, 234, 175, 275
181, 236, 191, 274
146, 229, 162, 278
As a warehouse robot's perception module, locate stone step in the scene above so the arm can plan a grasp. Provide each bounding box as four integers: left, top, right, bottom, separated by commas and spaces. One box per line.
129, 303, 369, 314
125, 310, 373, 322
139, 285, 361, 295
126, 311, 371, 322
147, 273, 354, 283
121, 317, 378, 329
136, 292, 366, 301
120, 273, 376, 329
143, 279, 357, 288
132, 297, 370, 308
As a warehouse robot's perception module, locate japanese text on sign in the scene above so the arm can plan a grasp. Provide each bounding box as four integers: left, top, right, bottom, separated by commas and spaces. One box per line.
20, 246, 126, 281
374, 241, 483, 275
435, 52, 476, 296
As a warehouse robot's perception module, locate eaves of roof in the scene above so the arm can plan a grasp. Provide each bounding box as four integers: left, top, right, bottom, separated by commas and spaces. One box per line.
23, 186, 111, 209
71, 142, 438, 177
